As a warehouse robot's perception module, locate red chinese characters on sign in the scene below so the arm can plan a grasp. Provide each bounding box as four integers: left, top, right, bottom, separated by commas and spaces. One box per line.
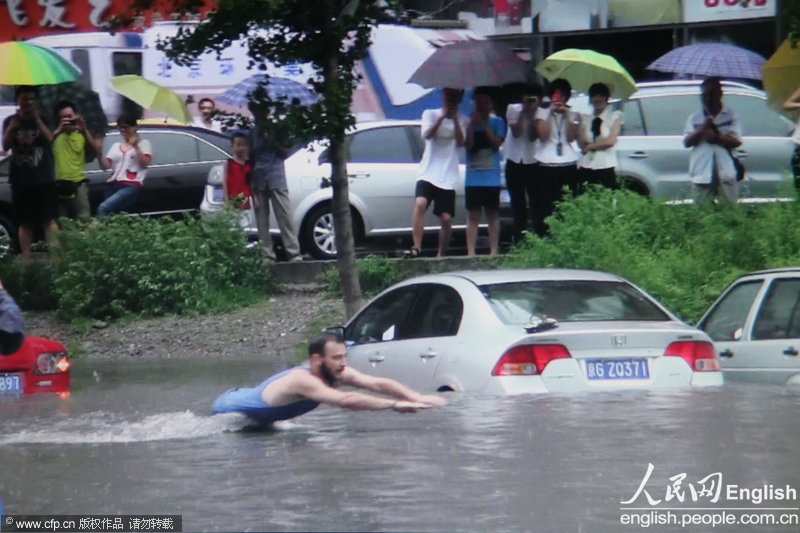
0, 0, 212, 40
704, 0, 767, 6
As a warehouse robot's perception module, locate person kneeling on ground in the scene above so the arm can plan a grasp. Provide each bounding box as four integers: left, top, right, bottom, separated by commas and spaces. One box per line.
212, 332, 447, 424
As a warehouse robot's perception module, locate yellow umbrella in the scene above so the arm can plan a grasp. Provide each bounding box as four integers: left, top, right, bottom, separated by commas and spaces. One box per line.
762, 39, 800, 119
536, 48, 637, 99
109, 75, 192, 123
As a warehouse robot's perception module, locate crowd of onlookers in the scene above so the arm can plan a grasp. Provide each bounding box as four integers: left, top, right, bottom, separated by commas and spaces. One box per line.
2, 85, 153, 261
4, 77, 800, 262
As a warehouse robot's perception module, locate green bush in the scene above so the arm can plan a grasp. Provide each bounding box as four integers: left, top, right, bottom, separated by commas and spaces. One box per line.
0, 259, 58, 311
50, 212, 274, 319
503, 187, 800, 322
321, 254, 407, 298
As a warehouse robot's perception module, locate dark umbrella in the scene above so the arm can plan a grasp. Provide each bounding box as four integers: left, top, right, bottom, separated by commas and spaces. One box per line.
407, 39, 529, 89
37, 82, 108, 138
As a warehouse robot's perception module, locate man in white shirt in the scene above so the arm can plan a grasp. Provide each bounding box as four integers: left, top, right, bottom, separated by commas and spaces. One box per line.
683, 77, 742, 204
192, 98, 223, 132
410, 88, 467, 257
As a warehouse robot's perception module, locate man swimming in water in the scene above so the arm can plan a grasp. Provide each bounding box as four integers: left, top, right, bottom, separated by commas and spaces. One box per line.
212, 332, 446, 423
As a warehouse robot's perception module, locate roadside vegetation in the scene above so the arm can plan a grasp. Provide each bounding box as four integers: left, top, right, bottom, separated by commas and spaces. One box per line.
4, 188, 800, 326
323, 187, 800, 323
0, 209, 273, 321
503, 187, 800, 321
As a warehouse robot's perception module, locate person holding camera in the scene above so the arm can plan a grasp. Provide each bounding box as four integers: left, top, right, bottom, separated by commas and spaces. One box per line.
504, 82, 543, 244
465, 87, 505, 256
52, 100, 101, 221
683, 77, 741, 204
1, 86, 59, 262
534, 78, 581, 236
410, 87, 468, 258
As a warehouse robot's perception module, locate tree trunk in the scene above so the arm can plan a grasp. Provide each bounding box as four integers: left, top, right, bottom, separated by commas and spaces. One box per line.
324, 50, 364, 318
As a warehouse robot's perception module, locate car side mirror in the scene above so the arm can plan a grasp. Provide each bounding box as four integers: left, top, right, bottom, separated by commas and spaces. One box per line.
207, 164, 223, 186
324, 325, 345, 337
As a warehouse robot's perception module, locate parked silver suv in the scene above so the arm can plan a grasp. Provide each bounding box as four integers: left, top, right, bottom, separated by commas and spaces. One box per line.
611, 81, 795, 201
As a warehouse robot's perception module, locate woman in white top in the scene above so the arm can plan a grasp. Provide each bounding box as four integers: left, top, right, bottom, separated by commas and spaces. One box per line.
783, 85, 800, 188
533, 78, 580, 236
578, 83, 623, 190
98, 115, 152, 215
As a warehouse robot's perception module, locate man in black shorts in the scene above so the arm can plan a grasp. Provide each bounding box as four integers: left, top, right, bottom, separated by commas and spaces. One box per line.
410, 88, 468, 257
2, 86, 58, 262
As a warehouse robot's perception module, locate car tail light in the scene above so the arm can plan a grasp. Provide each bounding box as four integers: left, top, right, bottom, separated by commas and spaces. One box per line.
35, 353, 71, 375
492, 344, 571, 376
663, 341, 720, 372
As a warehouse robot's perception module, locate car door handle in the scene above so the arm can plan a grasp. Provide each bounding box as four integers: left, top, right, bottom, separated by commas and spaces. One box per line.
419, 350, 437, 361
733, 150, 748, 159
368, 354, 385, 364
348, 172, 370, 179
783, 346, 799, 356
627, 151, 648, 159
719, 349, 734, 358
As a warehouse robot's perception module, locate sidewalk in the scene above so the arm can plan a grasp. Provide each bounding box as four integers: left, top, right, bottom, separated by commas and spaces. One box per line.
270, 255, 489, 286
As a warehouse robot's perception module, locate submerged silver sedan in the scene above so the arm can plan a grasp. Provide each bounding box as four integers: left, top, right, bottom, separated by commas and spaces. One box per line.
697, 268, 800, 385
338, 269, 723, 393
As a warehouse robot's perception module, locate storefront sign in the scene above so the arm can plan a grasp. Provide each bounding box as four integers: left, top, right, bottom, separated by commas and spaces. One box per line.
0, 0, 211, 40
682, 0, 775, 23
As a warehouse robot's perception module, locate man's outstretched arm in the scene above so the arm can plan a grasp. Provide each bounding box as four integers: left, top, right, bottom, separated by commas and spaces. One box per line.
341, 367, 447, 407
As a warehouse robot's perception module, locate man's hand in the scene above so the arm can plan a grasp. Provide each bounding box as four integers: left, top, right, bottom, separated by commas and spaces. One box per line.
415, 394, 447, 406
392, 400, 435, 413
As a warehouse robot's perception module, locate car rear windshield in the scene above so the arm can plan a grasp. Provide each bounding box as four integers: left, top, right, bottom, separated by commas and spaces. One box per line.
480, 280, 670, 324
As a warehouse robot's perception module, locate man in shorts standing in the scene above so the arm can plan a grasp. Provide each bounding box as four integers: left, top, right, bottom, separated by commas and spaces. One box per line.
410, 88, 467, 258
1, 86, 59, 262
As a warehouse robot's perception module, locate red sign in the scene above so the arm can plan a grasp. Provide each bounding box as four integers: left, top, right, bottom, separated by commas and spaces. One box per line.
0, 0, 212, 41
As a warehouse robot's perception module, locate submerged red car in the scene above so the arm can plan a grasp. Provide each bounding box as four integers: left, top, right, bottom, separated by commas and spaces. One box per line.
0, 336, 70, 394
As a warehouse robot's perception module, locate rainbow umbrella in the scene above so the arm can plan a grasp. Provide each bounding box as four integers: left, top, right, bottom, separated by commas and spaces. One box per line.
0, 41, 82, 85
109, 75, 192, 123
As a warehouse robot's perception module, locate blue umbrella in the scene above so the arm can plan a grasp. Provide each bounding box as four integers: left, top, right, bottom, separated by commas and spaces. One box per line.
217, 75, 317, 106
648, 43, 765, 81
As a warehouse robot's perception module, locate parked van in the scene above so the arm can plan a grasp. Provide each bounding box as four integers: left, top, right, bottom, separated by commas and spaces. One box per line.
25, 31, 143, 120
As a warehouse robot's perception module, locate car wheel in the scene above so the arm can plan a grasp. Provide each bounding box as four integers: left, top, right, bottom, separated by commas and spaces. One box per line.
0, 214, 18, 256
620, 177, 649, 196
302, 204, 338, 260
301, 204, 364, 260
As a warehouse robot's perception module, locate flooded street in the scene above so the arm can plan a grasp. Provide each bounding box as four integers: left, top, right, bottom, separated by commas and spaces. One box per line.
1, 358, 799, 532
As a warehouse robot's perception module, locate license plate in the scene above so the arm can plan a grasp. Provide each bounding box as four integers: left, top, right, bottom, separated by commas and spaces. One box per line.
586, 359, 649, 380
500, 189, 511, 205
0, 372, 22, 393
212, 187, 224, 202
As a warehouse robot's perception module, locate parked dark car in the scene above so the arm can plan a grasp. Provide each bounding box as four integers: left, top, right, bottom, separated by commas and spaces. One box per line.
0, 124, 231, 249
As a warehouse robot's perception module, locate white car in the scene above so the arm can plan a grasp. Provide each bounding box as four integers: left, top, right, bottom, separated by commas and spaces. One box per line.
200, 120, 510, 259
698, 268, 800, 385
611, 81, 796, 201
332, 269, 723, 394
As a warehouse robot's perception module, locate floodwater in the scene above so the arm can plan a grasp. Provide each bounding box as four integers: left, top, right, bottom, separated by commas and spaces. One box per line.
1, 358, 799, 533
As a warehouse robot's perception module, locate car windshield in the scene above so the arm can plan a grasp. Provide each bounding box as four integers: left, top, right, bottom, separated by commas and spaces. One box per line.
480, 280, 670, 324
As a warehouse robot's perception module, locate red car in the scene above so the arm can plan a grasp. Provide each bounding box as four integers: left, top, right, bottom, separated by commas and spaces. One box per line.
0, 336, 70, 394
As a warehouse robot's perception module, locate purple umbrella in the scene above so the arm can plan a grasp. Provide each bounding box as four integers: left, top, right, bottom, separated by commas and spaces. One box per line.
217, 75, 317, 106
408, 39, 529, 89
648, 43, 765, 81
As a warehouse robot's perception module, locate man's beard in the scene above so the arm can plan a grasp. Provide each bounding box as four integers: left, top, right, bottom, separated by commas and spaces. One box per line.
319, 363, 338, 387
